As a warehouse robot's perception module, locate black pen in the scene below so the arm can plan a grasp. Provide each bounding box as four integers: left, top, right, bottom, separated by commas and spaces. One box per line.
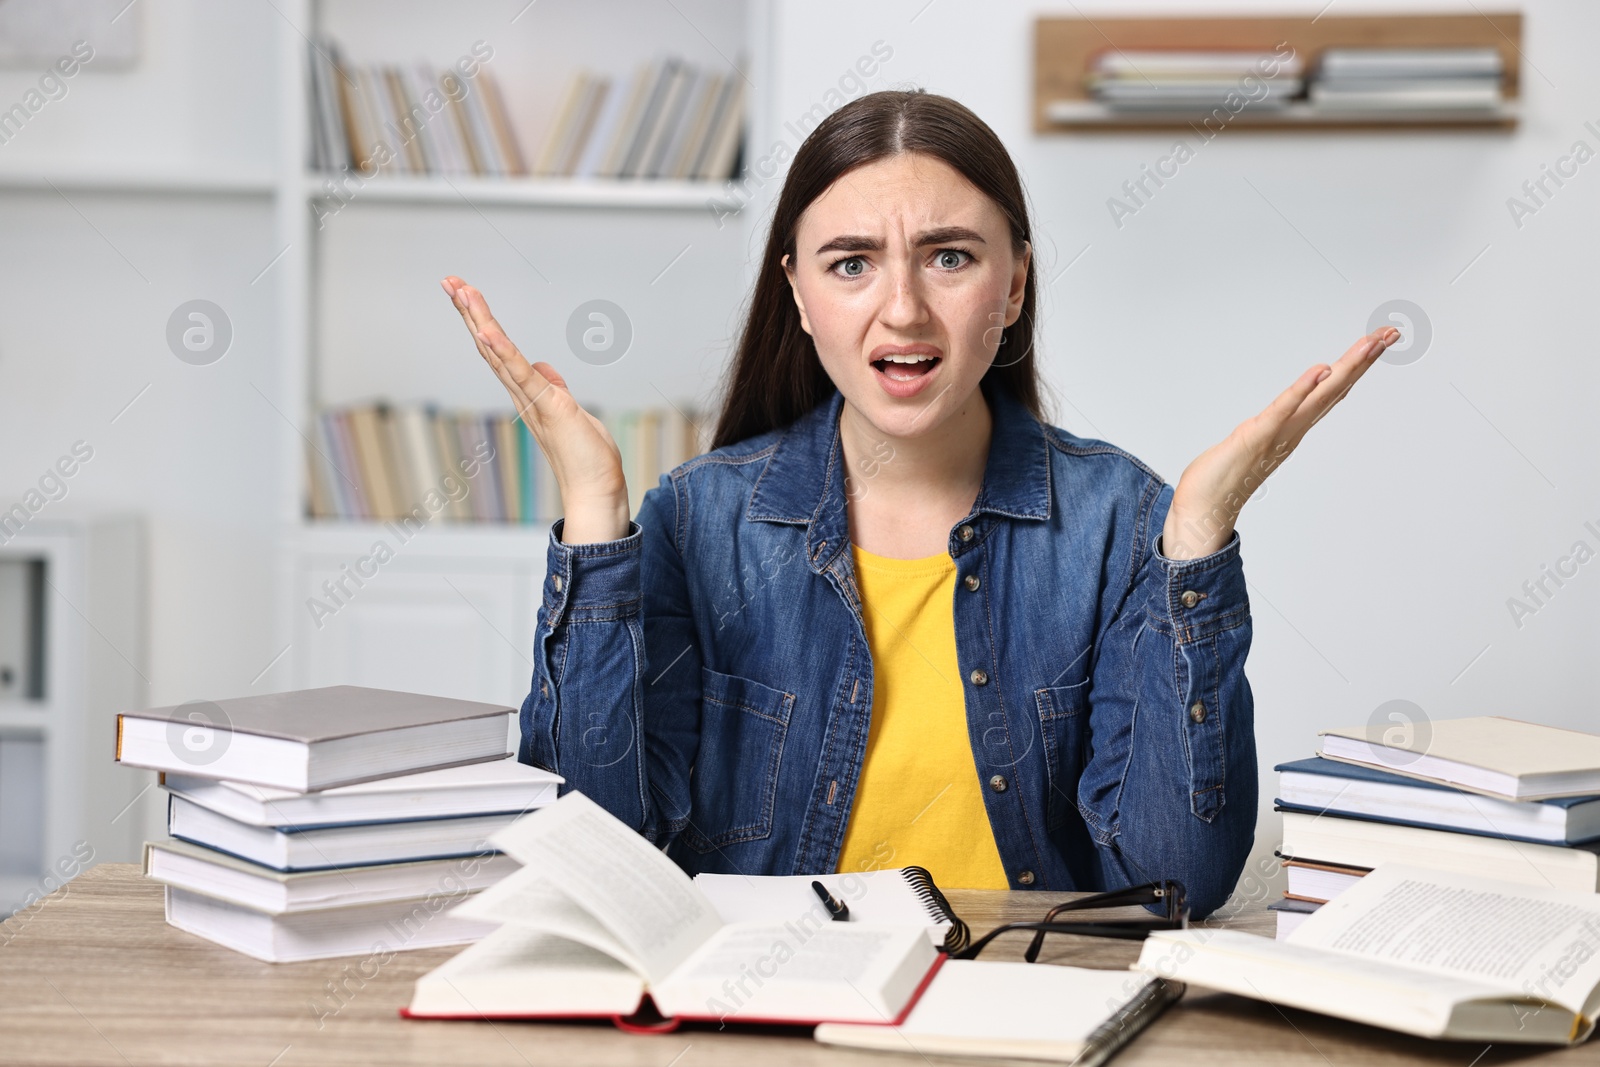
812, 880, 850, 921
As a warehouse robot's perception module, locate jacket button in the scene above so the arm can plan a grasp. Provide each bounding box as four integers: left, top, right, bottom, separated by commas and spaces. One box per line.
1017, 870, 1035, 885
552, 574, 563, 592
963, 574, 980, 591
1180, 589, 1199, 608
988, 774, 1008, 792
1190, 701, 1207, 723
969, 668, 988, 686
958, 524, 974, 542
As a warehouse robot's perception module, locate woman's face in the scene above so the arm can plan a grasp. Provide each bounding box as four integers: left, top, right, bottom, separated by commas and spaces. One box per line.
782, 151, 1030, 441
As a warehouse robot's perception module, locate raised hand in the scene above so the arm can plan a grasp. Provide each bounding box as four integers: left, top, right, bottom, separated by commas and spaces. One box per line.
1161, 325, 1402, 560
441, 276, 630, 544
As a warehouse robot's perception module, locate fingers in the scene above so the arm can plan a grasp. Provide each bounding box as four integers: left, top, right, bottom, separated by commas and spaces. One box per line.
1263, 362, 1331, 424
529, 360, 569, 391
440, 278, 553, 427
477, 319, 553, 414
441, 277, 498, 367
1279, 326, 1401, 437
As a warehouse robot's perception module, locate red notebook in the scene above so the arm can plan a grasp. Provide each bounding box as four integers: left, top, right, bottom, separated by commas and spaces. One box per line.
401, 791, 945, 1029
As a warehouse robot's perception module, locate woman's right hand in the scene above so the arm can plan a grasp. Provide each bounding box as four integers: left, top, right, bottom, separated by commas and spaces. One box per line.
442, 276, 631, 544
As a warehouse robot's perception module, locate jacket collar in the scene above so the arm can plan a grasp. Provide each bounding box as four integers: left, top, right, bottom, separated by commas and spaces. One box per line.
747, 375, 1053, 573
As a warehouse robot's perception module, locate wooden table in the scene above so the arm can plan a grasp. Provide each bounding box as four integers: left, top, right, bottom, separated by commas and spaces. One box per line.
0, 863, 1585, 1065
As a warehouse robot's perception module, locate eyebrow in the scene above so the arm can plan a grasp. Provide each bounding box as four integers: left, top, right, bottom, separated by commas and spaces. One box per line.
813, 226, 987, 256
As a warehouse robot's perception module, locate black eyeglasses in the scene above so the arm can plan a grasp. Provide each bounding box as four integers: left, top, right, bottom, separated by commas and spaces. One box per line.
951, 880, 1189, 962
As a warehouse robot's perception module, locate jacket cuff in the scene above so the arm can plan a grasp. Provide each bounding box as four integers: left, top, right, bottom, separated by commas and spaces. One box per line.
1148, 530, 1249, 644
542, 518, 643, 628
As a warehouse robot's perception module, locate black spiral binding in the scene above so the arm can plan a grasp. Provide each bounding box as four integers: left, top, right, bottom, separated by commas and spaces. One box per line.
902, 865, 971, 955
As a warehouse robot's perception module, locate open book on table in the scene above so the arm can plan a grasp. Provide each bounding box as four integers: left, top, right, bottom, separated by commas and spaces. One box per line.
402, 791, 943, 1028
1134, 862, 1600, 1044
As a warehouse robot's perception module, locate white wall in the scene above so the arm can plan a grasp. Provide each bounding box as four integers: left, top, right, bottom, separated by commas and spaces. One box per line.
764, 0, 1600, 896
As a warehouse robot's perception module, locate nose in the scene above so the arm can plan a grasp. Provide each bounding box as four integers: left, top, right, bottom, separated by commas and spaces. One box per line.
877, 250, 931, 333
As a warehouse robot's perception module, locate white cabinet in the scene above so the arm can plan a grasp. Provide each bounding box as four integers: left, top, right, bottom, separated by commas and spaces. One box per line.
290, 522, 549, 711
0, 517, 148, 915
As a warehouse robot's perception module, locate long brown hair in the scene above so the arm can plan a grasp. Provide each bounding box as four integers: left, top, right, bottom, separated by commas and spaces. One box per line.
711, 88, 1046, 451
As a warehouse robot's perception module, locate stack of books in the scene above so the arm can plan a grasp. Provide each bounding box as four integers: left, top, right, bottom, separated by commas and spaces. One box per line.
1309, 47, 1504, 112
1085, 50, 1304, 111
307, 39, 525, 177
1269, 716, 1600, 939
306, 402, 710, 525
115, 685, 563, 962
531, 57, 747, 180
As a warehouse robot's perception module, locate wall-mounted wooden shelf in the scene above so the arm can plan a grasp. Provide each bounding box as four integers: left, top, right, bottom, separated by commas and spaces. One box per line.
1034, 11, 1522, 133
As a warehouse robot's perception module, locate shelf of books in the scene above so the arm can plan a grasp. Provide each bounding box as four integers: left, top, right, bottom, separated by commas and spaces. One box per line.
304, 401, 714, 532
304, 37, 747, 203
1034, 12, 1522, 132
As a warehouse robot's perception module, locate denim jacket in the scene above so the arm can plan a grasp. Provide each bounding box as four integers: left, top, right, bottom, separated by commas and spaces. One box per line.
521, 375, 1258, 917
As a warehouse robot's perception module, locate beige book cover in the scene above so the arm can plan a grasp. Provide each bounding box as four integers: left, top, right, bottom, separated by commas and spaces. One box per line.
668, 72, 724, 180
533, 71, 586, 176
494, 415, 522, 522
1318, 716, 1600, 799
557, 77, 606, 177
346, 406, 397, 519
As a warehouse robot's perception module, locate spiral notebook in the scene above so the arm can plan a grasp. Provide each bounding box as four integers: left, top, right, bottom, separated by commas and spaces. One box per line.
817, 962, 1183, 1065
694, 867, 971, 953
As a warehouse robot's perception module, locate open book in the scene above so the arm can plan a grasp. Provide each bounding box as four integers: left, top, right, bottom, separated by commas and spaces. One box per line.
402, 791, 942, 1027
1134, 863, 1600, 1044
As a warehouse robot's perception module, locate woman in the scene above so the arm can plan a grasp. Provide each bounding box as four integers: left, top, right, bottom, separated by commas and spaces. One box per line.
441, 90, 1397, 919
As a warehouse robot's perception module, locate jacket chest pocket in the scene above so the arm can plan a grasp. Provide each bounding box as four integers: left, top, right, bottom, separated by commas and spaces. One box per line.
683, 666, 795, 854
1034, 680, 1088, 832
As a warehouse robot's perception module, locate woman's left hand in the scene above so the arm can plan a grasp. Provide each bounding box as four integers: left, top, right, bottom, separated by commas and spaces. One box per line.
1160, 325, 1402, 561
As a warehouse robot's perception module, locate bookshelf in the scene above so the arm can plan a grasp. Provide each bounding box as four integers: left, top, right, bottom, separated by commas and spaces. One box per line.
1035, 12, 1523, 132
268, 0, 765, 704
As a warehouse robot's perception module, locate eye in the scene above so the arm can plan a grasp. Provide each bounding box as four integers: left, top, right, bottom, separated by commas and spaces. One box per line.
828, 255, 868, 278
933, 248, 972, 270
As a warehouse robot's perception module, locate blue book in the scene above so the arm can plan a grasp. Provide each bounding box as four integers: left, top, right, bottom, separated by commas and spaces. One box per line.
1275, 756, 1600, 846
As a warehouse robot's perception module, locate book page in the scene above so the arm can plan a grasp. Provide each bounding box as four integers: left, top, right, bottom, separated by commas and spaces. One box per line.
1291, 863, 1600, 1014
449, 869, 648, 977
1136, 929, 1516, 1040
694, 870, 948, 943
679, 924, 895, 984
410, 924, 645, 1018
487, 791, 722, 983
653, 920, 935, 1023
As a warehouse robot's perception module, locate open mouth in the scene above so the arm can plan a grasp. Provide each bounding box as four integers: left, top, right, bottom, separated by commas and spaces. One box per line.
871, 355, 941, 382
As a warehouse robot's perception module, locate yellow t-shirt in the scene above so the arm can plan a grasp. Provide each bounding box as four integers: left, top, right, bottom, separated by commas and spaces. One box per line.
835, 543, 1009, 889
